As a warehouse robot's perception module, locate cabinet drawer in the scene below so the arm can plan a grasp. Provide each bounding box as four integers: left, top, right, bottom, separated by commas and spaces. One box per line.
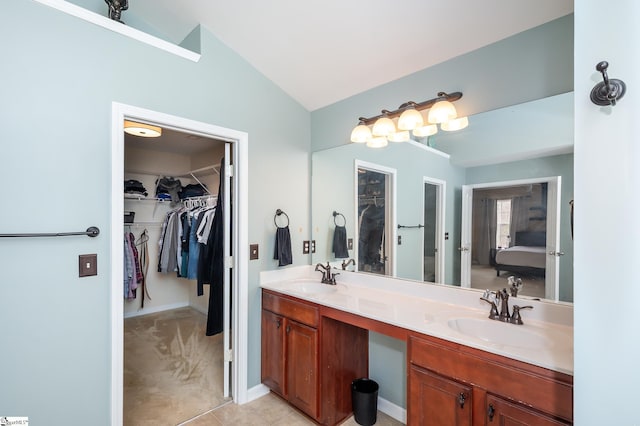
409, 334, 573, 422
262, 291, 319, 328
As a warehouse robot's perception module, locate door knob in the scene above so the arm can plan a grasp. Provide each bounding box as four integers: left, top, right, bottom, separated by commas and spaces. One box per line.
548, 251, 565, 256
458, 247, 469, 252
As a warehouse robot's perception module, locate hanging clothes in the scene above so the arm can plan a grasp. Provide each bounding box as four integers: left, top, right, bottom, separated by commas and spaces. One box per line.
136, 229, 151, 308
197, 159, 226, 336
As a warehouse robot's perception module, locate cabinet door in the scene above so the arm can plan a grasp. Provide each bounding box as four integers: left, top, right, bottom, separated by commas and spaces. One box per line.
408, 365, 472, 426
486, 394, 570, 426
286, 320, 319, 419
261, 309, 286, 397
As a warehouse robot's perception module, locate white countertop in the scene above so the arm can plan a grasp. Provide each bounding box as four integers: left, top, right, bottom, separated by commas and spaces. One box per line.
260, 266, 573, 375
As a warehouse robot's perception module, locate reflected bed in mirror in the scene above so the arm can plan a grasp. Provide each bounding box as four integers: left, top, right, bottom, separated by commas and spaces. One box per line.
311, 92, 574, 303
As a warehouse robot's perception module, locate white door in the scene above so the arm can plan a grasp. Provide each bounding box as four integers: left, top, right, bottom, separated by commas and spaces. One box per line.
423, 178, 446, 283
460, 177, 561, 300
460, 185, 473, 287
222, 144, 232, 397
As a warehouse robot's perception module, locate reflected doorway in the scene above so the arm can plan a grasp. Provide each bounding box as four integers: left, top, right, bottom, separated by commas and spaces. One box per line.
423, 177, 445, 283
356, 161, 396, 276
461, 177, 562, 300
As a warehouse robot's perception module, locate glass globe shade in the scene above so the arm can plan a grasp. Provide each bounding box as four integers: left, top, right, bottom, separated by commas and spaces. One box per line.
350, 124, 372, 143
412, 124, 438, 137
387, 131, 410, 142
441, 116, 469, 131
428, 100, 457, 124
398, 108, 424, 130
366, 136, 389, 148
372, 117, 396, 136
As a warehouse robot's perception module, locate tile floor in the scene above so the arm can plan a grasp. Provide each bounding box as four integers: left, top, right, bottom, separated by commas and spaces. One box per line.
180, 392, 404, 426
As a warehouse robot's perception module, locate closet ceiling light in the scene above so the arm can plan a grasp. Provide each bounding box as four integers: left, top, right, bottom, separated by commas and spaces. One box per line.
124, 120, 162, 138
349, 92, 468, 148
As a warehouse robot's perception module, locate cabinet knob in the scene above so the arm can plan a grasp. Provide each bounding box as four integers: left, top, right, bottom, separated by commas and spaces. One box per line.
487, 403, 495, 421
457, 392, 466, 409
286, 325, 291, 334
276, 319, 281, 329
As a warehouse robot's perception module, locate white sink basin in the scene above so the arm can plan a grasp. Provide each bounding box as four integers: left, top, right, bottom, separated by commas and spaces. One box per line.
447, 317, 552, 349
279, 279, 344, 295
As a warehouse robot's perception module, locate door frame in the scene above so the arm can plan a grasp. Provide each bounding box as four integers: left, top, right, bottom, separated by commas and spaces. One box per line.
460, 176, 561, 301
110, 102, 249, 424
422, 177, 446, 283
354, 160, 397, 277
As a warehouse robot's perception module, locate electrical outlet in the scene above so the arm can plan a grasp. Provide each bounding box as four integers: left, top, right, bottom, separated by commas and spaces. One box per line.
303, 240, 310, 254
311, 240, 316, 253
79, 254, 97, 277
250, 244, 259, 260
397, 235, 402, 245
445, 232, 449, 240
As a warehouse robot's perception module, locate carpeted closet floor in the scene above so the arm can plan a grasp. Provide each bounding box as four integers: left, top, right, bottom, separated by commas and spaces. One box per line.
124, 307, 229, 426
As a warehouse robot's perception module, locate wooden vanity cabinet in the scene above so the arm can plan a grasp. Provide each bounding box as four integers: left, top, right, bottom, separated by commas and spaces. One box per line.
409, 364, 472, 425
408, 334, 573, 425
261, 291, 319, 419
261, 290, 369, 425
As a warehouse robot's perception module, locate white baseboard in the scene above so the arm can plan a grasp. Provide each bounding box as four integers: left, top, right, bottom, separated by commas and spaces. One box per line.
123, 301, 190, 318
245, 384, 270, 404
378, 397, 407, 424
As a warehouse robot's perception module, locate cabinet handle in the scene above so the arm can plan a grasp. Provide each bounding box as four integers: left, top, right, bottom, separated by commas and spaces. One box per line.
286, 325, 291, 334
276, 319, 281, 329
457, 392, 466, 409
487, 403, 495, 421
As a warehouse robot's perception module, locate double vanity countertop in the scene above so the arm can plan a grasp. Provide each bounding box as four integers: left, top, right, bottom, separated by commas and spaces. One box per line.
260, 265, 573, 375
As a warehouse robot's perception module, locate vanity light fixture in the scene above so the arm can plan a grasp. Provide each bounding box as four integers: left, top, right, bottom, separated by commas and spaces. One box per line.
124, 120, 162, 138
350, 92, 468, 146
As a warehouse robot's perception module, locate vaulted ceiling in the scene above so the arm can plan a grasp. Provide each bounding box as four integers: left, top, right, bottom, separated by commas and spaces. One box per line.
133, 0, 573, 111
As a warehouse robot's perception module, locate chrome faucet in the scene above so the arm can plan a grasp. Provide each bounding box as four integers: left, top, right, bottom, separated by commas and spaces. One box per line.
315, 262, 339, 285
341, 258, 356, 270
480, 288, 533, 325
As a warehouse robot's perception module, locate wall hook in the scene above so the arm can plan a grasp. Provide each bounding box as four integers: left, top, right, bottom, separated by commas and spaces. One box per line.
590, 61, 626, 106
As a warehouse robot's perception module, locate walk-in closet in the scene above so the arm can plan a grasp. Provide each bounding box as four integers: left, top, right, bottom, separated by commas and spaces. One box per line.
122, 124, 232, 425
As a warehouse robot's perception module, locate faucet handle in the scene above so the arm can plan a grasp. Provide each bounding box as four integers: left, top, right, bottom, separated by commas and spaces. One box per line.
510, 305, 533, 325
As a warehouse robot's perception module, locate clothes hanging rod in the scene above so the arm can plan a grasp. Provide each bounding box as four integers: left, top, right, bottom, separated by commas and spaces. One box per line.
0, 226, 100, 238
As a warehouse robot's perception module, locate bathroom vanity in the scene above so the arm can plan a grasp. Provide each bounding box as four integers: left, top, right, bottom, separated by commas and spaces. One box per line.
260, 267, 573, 425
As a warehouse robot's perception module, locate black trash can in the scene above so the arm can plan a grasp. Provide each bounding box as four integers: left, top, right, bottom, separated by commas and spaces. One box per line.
351, 378, 379, 425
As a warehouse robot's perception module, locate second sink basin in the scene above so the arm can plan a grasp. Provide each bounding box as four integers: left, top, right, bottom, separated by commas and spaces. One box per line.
447, 317, 552, 349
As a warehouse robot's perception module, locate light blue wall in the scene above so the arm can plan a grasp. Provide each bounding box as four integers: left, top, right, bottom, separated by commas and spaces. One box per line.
0, 0, 310, 423
311, 14, 574, 152
312, 142, 465, 286
466, 154, 574, 302
574, 0, 640, 423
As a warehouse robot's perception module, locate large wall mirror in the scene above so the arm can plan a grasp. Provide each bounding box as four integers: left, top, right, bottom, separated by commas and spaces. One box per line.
311, 92, 574, 303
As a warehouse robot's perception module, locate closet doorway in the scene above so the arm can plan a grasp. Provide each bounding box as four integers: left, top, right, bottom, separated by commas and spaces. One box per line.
110, 103, 249, 426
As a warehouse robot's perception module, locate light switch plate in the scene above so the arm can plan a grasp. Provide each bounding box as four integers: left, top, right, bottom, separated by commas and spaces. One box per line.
250, 244, 259, 260
311, 240, 316, 254
79, 254, 97, 277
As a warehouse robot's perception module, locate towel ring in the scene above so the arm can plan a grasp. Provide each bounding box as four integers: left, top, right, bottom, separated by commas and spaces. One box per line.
274, 209, 290, 228
333, 211, 346, 227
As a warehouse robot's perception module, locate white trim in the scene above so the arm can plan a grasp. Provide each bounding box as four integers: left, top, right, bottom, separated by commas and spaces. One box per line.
33, 0, 200, 62
407, 140, 451, 159
246, 384, 271, 403
123, 301, 190, 319
354, 160, 397, 277
422, 177, 446, 283
378, 396, 407, 424
110, 102, 249, 424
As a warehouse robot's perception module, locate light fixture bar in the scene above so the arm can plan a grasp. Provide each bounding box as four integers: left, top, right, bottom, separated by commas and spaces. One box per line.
359, 92, 463, 126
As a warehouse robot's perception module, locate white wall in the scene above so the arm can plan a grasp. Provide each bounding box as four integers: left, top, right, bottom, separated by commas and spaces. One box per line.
574, 0, 640, 423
